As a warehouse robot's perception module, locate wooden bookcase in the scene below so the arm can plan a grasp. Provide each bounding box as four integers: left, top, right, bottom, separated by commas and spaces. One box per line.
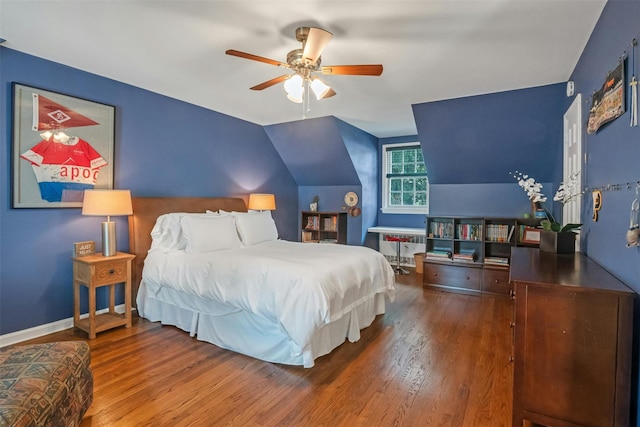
301, 211, 347, 244
424, 216, 540, 295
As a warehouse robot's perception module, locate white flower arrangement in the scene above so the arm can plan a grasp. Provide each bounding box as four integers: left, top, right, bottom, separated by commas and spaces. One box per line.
553, 171, 582, 204
511, 171, 547, 203
511, 171, 582, 232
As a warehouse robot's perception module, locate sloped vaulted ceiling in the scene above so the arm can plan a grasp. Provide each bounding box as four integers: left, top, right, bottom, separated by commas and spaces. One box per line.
264, 116, 361, 186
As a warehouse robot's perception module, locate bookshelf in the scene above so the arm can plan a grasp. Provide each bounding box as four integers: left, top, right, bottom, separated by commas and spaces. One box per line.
424, 216, 541, 295
301, 211, 347, 244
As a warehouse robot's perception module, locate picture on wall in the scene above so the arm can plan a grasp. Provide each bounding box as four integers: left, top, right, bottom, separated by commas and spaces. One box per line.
587, 60, 626, 134
12, 83, 115, 208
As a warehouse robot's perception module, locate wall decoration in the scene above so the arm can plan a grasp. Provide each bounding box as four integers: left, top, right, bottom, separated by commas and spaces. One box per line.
587, 60, 625, 134
12, 83, 115, 208
592, 189, 603, 221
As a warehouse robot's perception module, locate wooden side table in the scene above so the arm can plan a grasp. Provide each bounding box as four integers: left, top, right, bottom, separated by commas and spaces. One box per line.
73, 252, 136, 339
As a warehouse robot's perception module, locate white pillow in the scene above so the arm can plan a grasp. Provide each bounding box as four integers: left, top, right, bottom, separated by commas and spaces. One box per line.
181, 214, 241, 253
150, 212, 207, 251
234, 210, 278, 246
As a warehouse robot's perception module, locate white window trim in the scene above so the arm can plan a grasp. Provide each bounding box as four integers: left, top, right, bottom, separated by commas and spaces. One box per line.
381, 142, 429, 215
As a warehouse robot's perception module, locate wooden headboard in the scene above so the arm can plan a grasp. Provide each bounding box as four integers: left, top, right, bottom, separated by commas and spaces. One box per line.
127, 197, 247, 306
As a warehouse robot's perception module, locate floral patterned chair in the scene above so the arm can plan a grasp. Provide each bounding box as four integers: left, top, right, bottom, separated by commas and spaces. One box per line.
0, 341, 93, 426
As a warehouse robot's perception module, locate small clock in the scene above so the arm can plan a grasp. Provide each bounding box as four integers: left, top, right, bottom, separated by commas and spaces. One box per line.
344, 191, 358, 207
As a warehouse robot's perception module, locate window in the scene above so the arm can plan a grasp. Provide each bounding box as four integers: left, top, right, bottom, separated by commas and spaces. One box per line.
381, 143, 429, 214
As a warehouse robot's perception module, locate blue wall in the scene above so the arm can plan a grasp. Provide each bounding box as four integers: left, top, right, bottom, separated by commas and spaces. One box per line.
412, 83, 566, 185
0, 48, 298, 335
568, 0, 640, 293
567, 3, 640, 422
266, 116, 378, 245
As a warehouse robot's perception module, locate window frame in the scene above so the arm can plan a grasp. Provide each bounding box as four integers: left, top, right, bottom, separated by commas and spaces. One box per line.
381, 142, 429, 215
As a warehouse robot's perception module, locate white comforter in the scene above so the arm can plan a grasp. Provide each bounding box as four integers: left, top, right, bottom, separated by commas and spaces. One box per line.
142, 240, 395, 350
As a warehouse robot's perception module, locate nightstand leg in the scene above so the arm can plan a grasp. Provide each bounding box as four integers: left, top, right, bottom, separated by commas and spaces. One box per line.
73, 280, 80, 329
109, 284, 116, 314
88, 283, 96, 339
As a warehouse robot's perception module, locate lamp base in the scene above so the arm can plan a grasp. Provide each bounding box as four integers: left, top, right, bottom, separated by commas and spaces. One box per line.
101, 221, 117, 257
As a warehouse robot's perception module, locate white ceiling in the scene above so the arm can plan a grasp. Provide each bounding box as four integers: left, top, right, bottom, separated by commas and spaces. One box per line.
0, 0, 606, 138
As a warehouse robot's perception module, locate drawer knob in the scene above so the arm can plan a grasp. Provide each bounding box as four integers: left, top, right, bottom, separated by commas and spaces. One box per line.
494, 279, 499, 284
109, 269, 115, 275
510, 321, 515, 328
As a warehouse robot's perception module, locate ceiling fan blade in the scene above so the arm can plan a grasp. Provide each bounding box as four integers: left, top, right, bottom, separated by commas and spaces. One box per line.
302, 27, 333, 65
226, 49, 289, 68
321, 64, 383, 76
250, 75, 289, 91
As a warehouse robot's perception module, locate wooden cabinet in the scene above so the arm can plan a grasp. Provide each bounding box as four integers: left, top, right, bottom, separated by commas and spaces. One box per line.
510, 247, 634, 427
301, 211, 347, 244
423, 216, 540, 295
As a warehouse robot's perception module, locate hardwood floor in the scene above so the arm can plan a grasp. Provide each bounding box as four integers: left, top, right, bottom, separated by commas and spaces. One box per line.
21, 272, 513, 426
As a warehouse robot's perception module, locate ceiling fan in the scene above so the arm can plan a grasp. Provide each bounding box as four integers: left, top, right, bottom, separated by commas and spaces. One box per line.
226, 27, 383, 103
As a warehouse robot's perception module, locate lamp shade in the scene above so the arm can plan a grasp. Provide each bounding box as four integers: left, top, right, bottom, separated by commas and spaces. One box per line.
82, 189, 133, 216
248, 193, 276, 211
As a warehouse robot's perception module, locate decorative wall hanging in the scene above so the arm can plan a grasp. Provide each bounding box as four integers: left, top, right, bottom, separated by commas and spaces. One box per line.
592, 189, 602, 221
587, 60, 626, 134
12, 83, 115, 208
627, 185, 639, 247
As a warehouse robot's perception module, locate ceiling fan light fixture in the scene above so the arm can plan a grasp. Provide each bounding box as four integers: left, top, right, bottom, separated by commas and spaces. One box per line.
310, 78, 331, 100
284, 74, 304, 103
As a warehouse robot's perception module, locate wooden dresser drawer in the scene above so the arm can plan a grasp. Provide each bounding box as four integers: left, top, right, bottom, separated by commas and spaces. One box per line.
424, 263, 481, 291
482, 268, 510, 295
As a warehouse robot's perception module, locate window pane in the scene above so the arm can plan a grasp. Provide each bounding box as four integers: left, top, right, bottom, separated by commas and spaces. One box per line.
403, 178, 414, 191
416, 178, 427, 191
403, 164, 415, 174
405, 150, 416, 163
390, 178, 402, 191
390, 192, 402, 205
402, 193, 414, 205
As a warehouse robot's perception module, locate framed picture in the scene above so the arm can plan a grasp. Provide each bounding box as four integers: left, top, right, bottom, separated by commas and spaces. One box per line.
521, 227, 541, 244
12, 83, 115, 208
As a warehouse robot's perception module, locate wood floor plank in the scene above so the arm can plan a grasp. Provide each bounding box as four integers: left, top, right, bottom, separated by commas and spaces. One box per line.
15, 272, 513, 426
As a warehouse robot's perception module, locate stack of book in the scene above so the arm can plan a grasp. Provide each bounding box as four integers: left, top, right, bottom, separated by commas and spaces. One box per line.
426, 249, 452, 260
452, 248, 477, 262
484, 256, 509, 266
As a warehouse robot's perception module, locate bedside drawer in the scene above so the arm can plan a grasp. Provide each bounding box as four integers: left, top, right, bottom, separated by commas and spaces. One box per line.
75, 260, 128, 285
94, 261, 128, 285
424, 263, 481, 291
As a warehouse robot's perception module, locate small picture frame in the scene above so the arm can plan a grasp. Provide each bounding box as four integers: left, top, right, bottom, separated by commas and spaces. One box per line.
521, 227, 541, 244
73, 241, 95, 257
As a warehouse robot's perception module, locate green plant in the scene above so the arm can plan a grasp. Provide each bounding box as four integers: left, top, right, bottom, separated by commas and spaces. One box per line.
540, 215, 582, 233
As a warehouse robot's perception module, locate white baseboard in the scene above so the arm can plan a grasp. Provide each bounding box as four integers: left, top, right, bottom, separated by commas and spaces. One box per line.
0, 304, 128, 348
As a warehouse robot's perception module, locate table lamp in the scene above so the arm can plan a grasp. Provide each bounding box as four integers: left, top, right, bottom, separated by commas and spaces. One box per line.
248, 193, 276, 211
82, 189, 133, 256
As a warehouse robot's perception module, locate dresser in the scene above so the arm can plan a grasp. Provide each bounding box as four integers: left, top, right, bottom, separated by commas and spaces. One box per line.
510, 247, 634, 427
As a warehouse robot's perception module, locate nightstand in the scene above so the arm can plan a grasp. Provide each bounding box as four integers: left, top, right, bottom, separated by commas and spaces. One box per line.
73, 252, 136, 339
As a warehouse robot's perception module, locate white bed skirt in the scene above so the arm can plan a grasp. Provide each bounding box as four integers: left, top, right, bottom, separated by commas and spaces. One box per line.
137, 281, 387, 368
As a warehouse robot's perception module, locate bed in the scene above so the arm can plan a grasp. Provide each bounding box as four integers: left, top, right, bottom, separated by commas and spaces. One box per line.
129, 197, 395, 368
